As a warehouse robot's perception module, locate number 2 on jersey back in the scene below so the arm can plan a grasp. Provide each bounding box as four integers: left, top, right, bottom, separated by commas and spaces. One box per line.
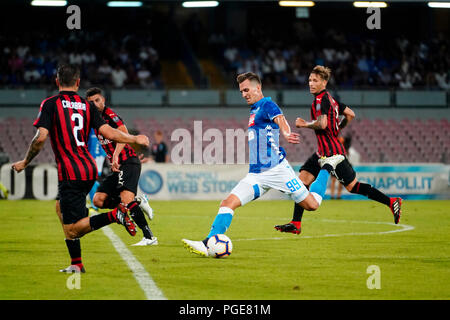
71, 113, 85, 146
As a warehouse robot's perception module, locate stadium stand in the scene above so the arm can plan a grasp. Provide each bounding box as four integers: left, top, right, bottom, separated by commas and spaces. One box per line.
129, 117, 450, 164
218, 32, 449, 90
0, 31, 162, 90
0, 1, 448, 167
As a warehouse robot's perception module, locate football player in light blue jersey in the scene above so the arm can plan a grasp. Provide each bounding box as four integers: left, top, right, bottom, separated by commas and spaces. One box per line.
182, 72, 345, 257
247, 95, 287, 173
87, 128, 106, 210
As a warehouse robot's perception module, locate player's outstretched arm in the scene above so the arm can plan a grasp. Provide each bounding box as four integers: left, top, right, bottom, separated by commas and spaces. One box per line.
98, 124, 149, 147
12, 127, 49, 172
273, 115, 300, 144
339, 106, 355, 129
296, 115, 327, 130
111, 125, 128, 172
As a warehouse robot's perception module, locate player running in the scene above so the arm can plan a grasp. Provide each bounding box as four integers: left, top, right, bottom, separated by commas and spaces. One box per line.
86, 87, 157, 247
11, 64, 150, 273
182, 72, 345, 257
275, 65, 402, 235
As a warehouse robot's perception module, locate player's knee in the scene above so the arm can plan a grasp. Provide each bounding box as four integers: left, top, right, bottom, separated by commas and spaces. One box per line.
220, 195, 241, 210
93, 194, 104, 208
300, 199, 319, 211
308, 201, 319, 211
65, 226, 79, 240
120, 192, 135, 206
346, 179, 357, 192
220, 199, 232, 208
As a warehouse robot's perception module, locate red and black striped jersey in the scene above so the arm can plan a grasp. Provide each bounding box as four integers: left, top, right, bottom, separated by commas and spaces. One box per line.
310, 90, 347, 157
94, 107, 138, 164
33, 91, 106, 181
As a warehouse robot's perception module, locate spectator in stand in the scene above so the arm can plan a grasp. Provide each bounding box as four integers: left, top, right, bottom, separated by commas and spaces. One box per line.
98, 59, 113, 85
23, 62, 41, 84
111, 65, 128, 88
273, 52, 287, 75
139, 130, 169, 164
125, 63, 138, 86
435, 70, 450, 90
137, 62, 153, 88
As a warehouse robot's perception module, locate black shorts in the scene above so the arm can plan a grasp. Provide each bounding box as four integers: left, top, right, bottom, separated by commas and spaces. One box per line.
97, 162, 141, 198
58, 180, 95, 225
300, 153, 356, 187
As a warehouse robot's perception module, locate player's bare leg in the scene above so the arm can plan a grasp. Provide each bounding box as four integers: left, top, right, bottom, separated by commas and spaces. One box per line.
275, 167, 323, 235
57, 200, 86, 273
59, 199, 137, 273
92, 192, 109, 208
92, 191, 137, 235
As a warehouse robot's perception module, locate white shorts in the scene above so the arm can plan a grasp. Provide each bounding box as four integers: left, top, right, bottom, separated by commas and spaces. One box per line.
230, 159, 309, 206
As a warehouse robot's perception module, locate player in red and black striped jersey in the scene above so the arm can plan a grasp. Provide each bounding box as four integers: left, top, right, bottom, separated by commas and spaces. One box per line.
86, 87, 157, 247
309, 89, 347, 157
12, 64, 150, 273
32, 91, 101, 181
275, 66, 402, 235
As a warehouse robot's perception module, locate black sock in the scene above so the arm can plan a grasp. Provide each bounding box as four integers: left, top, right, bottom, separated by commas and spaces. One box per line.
202, 238, 209, 246
128, 201, 153, 239
322, 164, 333, 173
89, 209, 117, 230
292, 184, 309, 222
350, 182, 390, 206
292, 202, 304, 222
65, 238, 82, 266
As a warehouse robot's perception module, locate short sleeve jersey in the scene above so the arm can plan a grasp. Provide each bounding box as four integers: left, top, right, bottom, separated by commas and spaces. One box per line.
33, 91, 105, 181
248, 97, 286, 173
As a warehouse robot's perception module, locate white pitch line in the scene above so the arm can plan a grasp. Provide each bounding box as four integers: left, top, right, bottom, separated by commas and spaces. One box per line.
233, 220, 415, 242
102, 226, 167, 300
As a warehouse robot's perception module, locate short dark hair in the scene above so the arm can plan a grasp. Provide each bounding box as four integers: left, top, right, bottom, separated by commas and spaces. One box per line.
311, 65, 332, 82
86, 87, 103, 98
56, 64, 80, 87
236, 72, 261, 85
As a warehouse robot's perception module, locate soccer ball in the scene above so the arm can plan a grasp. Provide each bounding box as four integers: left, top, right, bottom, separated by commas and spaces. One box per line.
207, 234, 233, 258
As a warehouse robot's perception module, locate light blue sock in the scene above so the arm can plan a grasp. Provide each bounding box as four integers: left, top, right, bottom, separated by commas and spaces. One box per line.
89, 181, 100, 210
207, 207, 234, 239
309, 169, 330, 200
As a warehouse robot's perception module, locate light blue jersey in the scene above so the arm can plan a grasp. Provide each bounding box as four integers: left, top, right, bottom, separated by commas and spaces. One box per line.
206, 98, 332, 241
248, 97, 286, 173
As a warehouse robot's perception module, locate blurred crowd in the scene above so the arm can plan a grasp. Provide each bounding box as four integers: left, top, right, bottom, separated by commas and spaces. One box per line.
220, 23, 450, 90
1, 21, 449, 91
0, 31, 162, 89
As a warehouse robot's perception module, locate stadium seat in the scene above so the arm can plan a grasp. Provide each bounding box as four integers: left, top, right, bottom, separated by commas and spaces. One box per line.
1, 117, 448, 165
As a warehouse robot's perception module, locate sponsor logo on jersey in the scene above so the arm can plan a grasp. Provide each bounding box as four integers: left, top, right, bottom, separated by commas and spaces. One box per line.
97, 134, 112, 145
248, 114, 256, 127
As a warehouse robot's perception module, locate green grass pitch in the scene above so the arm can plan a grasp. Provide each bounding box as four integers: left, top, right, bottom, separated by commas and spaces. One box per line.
0, 199, 449, 300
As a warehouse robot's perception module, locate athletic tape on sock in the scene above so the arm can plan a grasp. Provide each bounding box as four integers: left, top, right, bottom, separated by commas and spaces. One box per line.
218, 207, 234, 215
311, 192, 323, 206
